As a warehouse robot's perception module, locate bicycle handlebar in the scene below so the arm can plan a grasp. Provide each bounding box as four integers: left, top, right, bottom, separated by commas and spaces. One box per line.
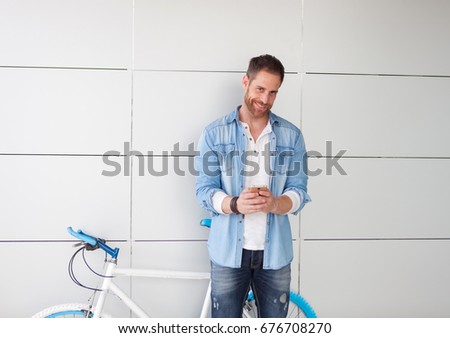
67, 227, 120, 259
67, 227, 97, 246
67, 220, 212, 259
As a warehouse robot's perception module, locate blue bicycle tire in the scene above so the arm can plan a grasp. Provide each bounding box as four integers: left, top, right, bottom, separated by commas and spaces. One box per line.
32, 303, 110, 318
288, 291, 317, 318
46, 310, 93, 318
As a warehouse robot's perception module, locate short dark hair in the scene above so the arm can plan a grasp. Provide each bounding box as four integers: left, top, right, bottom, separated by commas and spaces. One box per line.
246, 54, 285, 84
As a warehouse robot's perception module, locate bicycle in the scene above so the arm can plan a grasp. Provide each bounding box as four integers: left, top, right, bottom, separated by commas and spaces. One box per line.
32, 224, 316, 318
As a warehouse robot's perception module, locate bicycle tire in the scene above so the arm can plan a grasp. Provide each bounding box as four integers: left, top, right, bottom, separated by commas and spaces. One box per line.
287, 291, 317, 318
244, 291, 317, 318
32, 303, 110, 318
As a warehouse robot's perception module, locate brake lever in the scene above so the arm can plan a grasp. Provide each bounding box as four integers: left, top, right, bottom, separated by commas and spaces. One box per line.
72, 241, 85, 248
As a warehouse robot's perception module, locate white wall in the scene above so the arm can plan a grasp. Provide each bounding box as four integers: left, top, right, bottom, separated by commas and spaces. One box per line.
300, 0, 450, 317
0, 0, 449, 317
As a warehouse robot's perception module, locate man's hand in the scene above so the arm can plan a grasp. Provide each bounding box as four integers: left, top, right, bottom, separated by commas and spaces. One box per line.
255, 189, 278, 214
236, 188, 267, 214
222, 188, 292, 215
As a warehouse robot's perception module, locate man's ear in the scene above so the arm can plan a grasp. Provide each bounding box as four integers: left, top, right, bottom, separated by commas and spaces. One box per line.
242, 74, 250, 88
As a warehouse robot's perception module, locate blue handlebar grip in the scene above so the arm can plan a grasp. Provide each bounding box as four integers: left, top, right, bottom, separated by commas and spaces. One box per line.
67, 227, 97, 246
200, 218, 211, 228
97, 240, 120, 259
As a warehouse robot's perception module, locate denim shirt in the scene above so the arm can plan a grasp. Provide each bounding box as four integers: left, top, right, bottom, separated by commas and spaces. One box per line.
195, 107, 311, 269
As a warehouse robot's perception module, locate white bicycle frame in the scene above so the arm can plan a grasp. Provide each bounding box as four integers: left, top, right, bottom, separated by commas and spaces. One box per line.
43, 228, 315, 318
63, 227, 262, 318
92, 258, 212, 318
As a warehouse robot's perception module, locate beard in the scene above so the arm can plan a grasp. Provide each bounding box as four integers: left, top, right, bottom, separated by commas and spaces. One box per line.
243, 91, 271, 118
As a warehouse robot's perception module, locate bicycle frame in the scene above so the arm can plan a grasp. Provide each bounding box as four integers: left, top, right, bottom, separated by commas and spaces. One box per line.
61, 227, 316, 319
92, 258, 211, 318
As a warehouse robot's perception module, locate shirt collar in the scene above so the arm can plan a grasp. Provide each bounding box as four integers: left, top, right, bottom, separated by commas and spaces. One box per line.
227, 105, 280, 126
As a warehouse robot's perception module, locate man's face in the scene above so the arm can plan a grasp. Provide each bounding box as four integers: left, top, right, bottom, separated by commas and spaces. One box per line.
242, 70, 282, 119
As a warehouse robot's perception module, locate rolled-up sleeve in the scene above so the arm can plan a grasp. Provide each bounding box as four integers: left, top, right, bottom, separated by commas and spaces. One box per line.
283, 131, 311, 215
195, 128, 223, 216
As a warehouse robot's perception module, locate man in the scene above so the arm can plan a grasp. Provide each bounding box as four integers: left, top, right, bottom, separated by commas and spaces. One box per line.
195, 55, 310, 317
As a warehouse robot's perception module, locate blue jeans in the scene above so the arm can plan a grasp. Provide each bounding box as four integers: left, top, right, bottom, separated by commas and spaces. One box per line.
210, 249, 291, 318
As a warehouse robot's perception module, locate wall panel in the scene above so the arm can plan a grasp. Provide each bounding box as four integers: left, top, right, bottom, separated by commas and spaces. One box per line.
0, 0, 132, 68
302, 74, 450, 157
0, 156, 130, 240
300, 240, 450, 317
303, 0, 450, 75
0, 68, 131, 155
302, 158, 450, 239
134, 0, 302, 71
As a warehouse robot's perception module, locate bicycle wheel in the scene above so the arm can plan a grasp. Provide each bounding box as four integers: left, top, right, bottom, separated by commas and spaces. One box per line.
287, 291, 317, 318
243, 291, 317, 318
32, 303, 110, 318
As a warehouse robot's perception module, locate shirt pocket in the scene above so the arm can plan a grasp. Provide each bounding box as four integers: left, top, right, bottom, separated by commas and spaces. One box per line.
274, 145, 294, 174
213, 143, 237, 176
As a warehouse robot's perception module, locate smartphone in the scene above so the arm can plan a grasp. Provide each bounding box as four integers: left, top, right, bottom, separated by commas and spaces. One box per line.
249, 185, 268, 193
